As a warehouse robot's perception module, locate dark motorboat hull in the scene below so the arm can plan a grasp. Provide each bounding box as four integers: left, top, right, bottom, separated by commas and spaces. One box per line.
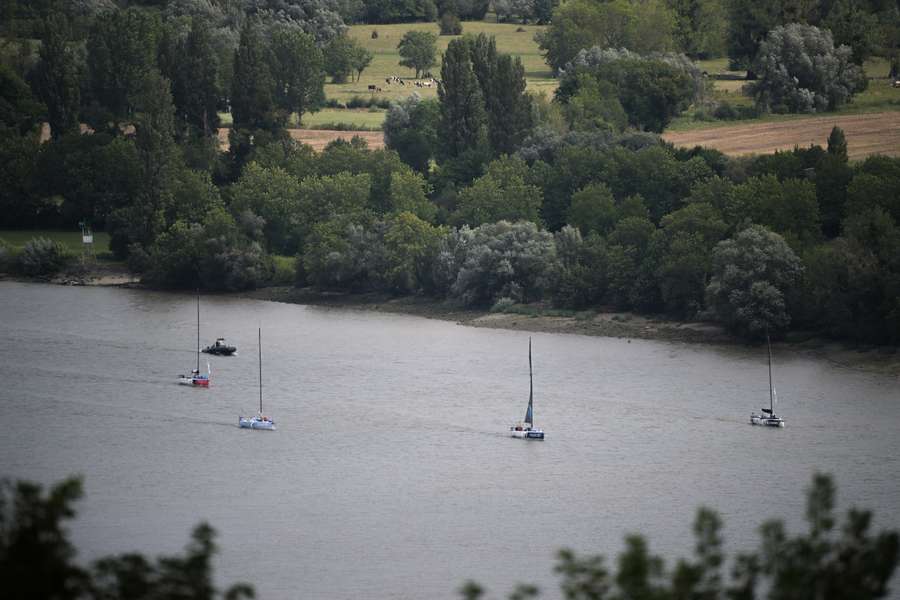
202, 346, 236, 356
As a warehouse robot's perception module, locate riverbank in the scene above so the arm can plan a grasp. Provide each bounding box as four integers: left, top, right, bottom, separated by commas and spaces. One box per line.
245, 286, 900, 377
4, 269, 898, 376
244, 286, 734, 342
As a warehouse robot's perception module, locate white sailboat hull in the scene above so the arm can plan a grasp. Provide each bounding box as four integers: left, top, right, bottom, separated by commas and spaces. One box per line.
510, 427, 544, 440
239, 416, 275, 430
178, 375, 209, 386
751, 414, 784, 427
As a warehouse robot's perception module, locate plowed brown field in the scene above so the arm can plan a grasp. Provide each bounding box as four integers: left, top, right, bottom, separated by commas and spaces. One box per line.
217, 128, 385, 151
662, 112, 900, 159
219, 112, 898, 158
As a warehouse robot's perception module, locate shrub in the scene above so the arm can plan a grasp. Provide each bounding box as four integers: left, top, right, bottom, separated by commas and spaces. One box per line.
557, 48, 702, 133
269, 255, 296, 286
749, 24, 867, 113
713, 102, 738, 120
17, 237, 70, 277
308, 122, 382, 132
0, 239, 14, 273
439, 12, 462, 36
345, 96, 391, 110
712, 101, 761, 121
491, 297, 516, 312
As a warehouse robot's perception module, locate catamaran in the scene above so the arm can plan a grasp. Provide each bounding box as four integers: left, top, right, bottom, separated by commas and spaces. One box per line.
179, 295, 210, 386
510, 337, 545, 440
239, 328, 275, 430
751, 333, 785, 427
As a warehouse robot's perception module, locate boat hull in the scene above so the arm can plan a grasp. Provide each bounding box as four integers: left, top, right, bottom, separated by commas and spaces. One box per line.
750, 414, 784, 427
239, 416, 275, 430
202, 346, 236, 356
179, 376, 209, 386
511, 428, 545, 440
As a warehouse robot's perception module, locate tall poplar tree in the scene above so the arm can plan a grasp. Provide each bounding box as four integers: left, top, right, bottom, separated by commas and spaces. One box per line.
108, 70, 181, 261
487, 53, 532, 155
32, 14, 81, 139
169, 17, 221, 139
85, 7, 160, 125
230, 21, 276, 132
463, 33, 532, 156
438, 38, 488, 159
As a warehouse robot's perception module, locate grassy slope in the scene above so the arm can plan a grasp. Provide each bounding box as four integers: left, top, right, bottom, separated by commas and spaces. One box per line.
1, 230, 111, 253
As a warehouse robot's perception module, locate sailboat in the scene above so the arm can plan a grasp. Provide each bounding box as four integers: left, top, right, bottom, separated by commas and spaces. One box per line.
239, 328, 275, 430
510, 337, 545, 440
750, 332, 785, 427
178, 295, 210, 387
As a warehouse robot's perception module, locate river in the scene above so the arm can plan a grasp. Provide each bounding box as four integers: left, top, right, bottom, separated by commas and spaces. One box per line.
1, 282, 898, 599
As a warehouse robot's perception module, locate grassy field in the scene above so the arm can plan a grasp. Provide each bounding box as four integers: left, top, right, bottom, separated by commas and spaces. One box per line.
213, 21, 900, 157
669, 56, 900, 131
300, 108, 387, 129
217, 21, 554, 130
1, 230, 111, 254
337, 21, 553, 102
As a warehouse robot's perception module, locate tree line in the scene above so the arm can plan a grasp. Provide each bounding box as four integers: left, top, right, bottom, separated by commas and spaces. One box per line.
1, 473, 897, 599
1, 1, 899, 345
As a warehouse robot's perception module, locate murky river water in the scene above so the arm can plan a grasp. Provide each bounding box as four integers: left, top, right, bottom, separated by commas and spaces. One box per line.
1, 282, 897, 598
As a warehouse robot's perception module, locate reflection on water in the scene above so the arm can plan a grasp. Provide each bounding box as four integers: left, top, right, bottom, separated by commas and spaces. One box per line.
1, 281, 898, 599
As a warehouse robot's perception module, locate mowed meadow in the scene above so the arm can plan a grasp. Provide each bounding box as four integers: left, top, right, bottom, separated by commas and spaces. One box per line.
338, 21, 556, 102
280, 21, 554, 132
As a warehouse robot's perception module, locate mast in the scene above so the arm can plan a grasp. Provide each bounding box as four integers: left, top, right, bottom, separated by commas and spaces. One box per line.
258, 328, 263, 415
525, 337, 534, 425
196, 293, 200, 373
767, 332, 774, 413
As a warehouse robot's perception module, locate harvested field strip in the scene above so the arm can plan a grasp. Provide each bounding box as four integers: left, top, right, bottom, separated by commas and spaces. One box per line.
216, 128, 385, 152
662, 112, 900, 159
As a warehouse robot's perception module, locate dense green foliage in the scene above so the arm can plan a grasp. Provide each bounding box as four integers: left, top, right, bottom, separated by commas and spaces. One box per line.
749, 24, 867, 113
1, 2, 899, 345
556, 48, 703, 133
725, 0, 899, 71
2, 473, 895, 599
0, 476, 254, 600
16, 236, 70, 277
324, 34, 373, 83
383, 94, 441, 173
461, 473, 899, 600
397, 30, 438, 79
535, 0, 677, 72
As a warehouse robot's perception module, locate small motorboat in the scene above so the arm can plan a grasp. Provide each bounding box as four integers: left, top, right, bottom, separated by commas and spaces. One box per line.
202, 338, 236, 356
